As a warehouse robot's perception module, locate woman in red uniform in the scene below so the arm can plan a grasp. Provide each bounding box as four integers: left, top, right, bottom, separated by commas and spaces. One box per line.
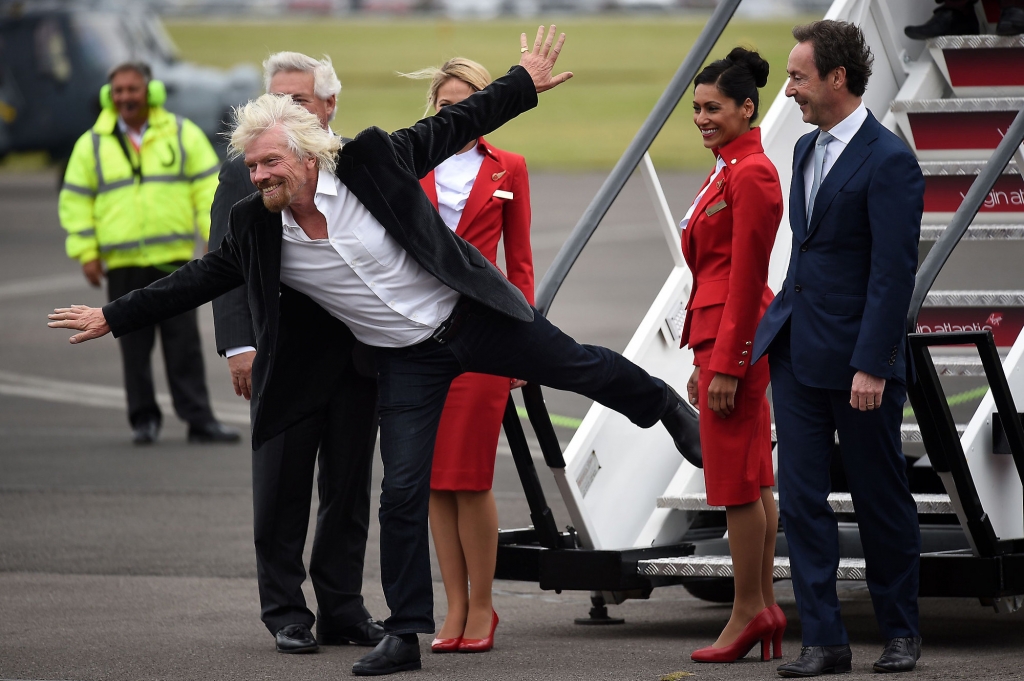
406, 57, 533, 654
680, 48, 785, 663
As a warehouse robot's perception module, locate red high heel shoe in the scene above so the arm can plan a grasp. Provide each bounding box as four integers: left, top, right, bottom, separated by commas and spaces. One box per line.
690, 608, 776, 663
769, 603, 787, 659
457, 610, 499, 653
431, 634, 463, 653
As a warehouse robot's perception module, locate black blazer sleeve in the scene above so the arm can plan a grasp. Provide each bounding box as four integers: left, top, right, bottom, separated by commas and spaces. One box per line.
387, 66, 538, 179
104, 233, 246, 339
209, 156, 258, 354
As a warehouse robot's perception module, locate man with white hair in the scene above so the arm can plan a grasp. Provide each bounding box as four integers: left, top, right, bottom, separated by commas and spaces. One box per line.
208, 52, 383, 655
50, 28, 700, 675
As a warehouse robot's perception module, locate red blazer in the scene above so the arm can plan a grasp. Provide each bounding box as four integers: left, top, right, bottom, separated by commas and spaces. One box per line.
420, 138, 534, 304
680, 127, 782, 379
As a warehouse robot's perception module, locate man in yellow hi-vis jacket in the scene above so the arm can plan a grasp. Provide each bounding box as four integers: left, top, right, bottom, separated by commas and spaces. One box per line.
59, 61, 239, 445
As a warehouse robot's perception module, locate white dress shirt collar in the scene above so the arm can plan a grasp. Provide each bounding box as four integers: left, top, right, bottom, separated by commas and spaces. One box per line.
824, 102, 868, 146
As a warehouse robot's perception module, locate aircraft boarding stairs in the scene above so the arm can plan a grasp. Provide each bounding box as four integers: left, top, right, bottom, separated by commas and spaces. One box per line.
495, 0, 1024, 619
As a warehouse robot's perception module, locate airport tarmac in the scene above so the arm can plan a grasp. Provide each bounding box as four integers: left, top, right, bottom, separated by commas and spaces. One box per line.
1, 169, 1022, 680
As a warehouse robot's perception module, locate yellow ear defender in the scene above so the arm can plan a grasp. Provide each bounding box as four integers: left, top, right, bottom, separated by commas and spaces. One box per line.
99, 80, 167, 110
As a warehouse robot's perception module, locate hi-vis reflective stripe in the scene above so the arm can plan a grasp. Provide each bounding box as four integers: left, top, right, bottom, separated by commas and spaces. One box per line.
189, 165, 218, 181
98, 233, 194, 253
62, 183, 95, 197
91, 132, 105, 187
71, 228, 97, 238
176, 115, 187, 177
96, 178, 135, 194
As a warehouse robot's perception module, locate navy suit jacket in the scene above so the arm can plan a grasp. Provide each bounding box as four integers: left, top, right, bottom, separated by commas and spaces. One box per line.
752, 111, 924, 391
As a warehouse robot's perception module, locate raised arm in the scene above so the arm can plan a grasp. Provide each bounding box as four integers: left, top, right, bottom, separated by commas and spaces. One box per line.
389, 25, 572, 178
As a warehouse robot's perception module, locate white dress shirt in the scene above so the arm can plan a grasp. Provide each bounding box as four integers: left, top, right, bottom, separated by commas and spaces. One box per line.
680, 154, 727, 232
803, 102, 868, 214
268, 170, 459, 348
434, 145, 486, 231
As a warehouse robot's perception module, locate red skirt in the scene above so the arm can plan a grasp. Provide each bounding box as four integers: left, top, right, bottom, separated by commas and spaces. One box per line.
430, 372, 510, 491
693, 343, 774, 507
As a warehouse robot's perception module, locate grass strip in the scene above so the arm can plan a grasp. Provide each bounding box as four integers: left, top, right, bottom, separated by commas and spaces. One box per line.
903, 385, 990, 418
164, 15, 817, 171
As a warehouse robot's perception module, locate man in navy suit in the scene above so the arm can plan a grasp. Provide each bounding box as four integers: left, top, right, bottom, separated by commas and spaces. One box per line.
751, 20, 925, 677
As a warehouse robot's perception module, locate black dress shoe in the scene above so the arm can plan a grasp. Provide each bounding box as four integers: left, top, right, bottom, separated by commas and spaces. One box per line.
352, 634, 421, 676
132, 421, 160, 445
873, 637, 921, 673
778, 645, 853, 677
997, 7, 1024, 36
660, 386, 702, 468
187, 421, 241, 444
317, 618, 385, 646
276, 623, 318, 654
904, 7, 979, 40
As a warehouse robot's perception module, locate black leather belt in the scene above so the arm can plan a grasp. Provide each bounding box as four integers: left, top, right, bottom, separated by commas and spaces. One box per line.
430, 297, 471, 344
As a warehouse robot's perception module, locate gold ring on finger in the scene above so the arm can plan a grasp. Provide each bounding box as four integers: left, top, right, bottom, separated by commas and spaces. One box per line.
521, 47, 529, 53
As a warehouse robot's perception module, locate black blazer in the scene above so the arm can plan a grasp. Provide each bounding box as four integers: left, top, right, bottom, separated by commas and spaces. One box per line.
103, 65, 538, 448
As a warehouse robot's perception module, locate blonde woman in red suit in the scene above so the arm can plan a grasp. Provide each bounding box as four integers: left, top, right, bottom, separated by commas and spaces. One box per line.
681, 48, 785, 664
404, 57, 533, 655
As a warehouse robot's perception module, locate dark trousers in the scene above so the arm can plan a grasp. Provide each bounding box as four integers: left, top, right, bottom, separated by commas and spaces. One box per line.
373, 299, 671, 634
769, 327, 920, 646
252, 360, 379, 636
107, 265, 216, 428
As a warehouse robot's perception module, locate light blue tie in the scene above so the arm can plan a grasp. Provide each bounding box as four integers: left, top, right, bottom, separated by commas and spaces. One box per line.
807, 130, 833, 225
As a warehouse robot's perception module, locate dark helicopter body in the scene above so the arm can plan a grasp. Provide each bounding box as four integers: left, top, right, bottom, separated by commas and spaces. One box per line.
0, 1, 259, 160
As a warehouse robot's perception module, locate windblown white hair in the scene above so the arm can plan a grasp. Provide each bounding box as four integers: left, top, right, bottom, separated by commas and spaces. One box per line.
229, 94, 342, 174
263, 52, 341, 121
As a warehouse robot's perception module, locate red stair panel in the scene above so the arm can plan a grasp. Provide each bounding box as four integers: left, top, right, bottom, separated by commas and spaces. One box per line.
943, 48, 1024, 88
910, 111, 1018, 150
916, 309, 1024, 346
924, 175, 1024, 213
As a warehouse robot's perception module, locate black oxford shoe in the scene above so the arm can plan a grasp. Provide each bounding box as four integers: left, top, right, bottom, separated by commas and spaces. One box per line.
132, 421, 160, 445
873, 637, 921, 673
778, 645, 853, 677
661, 387, 703, 468
904, 7, 979, 39
317, 618, 385, 646
352, 634, 421, 676
187, 421, 241, 444
276, 623, 318, 654
997, 7, 1024, 36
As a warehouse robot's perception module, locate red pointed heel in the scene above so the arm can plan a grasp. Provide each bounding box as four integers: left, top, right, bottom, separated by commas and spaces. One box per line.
457, 610, 498, 653
690, 608, 776, 663
431, 635, 463, 653
770, 603, 787, 659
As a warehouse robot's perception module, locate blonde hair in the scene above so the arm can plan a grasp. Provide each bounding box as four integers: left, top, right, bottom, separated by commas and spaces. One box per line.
229, 94, 342, 174
400, 57, 491, 116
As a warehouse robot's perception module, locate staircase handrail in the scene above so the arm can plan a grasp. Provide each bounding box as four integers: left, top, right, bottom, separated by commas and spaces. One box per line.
534, 0, 743, 316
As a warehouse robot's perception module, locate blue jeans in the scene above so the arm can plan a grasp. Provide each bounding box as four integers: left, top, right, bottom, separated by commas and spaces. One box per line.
373, 299, 671, 634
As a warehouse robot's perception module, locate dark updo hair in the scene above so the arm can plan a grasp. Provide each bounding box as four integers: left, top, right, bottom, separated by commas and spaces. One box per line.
693, 47, 770, 124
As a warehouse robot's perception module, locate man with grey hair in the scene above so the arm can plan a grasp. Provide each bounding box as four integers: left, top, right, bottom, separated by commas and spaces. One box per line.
50, 28, 700, 675
208, 51, 383, 655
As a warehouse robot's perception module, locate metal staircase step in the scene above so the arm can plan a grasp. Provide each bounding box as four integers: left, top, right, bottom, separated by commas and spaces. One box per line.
920, 224, 1024, 241
638, 555, 867, 580
930, 354, 986, 375
891, 97, 1024, 114
655, 492, 954, 515
890, 97, 1024, 160
927, 35, 1024, 97
919, 160, 1020, 176
919, 161, 1024, 222
769, 423, 964, 444
924, 290, 1024, 306
917, 291, 1024, 347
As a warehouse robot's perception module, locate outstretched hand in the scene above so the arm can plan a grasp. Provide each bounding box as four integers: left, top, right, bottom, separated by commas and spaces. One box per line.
519, 25, 573, 93
48, 304, 111, 344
